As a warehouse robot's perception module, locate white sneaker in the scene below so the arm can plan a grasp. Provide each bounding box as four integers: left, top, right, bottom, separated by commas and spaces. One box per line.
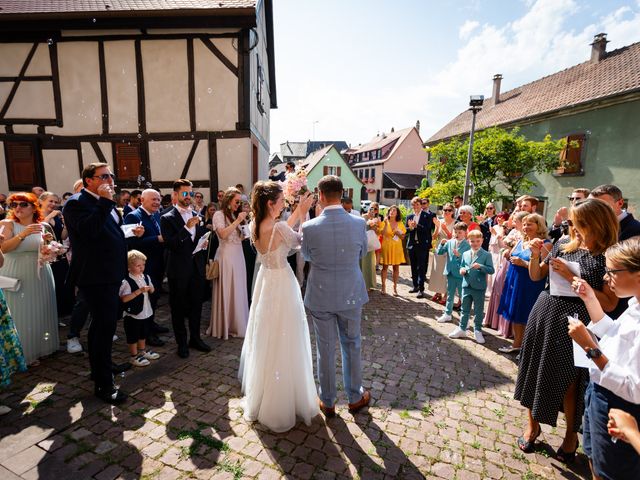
436, 313, 452, 323
131, 355, 150, 367
141, 350, 160, 360
448, 327, 466, 339
112, 334, 118, 342
67, 337, 83, 353
474, 330, 486, 344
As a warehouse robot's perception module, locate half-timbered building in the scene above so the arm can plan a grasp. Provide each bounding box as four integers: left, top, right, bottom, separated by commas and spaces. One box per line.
0, 0, 276, 200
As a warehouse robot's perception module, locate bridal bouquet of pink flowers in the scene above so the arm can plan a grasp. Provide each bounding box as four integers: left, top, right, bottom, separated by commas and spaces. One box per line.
38, 239, 68, 268
281, 167, 308, 206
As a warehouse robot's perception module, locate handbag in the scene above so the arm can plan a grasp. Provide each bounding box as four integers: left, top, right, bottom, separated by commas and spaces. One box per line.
0, 275, 21, 292
366, 229, 381, 252
205, 230, 219, 280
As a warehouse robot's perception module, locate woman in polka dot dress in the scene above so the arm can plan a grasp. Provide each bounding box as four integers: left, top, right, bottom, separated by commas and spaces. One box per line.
514, 199, 620, 461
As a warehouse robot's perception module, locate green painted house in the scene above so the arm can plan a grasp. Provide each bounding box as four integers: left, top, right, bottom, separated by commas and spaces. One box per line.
426, 33, 640, 217
301, 144, 364, 207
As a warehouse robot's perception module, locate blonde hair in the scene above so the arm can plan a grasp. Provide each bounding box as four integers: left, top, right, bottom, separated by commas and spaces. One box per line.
467, 230, 483, 240
127, 249, 147, 266
563, 198, 619, 255
606, 237, 640, 272
513, 211, 529, 223
523, 213, 548, 239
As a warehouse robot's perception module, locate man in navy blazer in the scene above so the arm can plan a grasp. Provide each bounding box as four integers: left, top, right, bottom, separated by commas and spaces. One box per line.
160, 179, 211, 358
406, 197, 436, 298
124, 189, 169, 345
63, 163, 141, 405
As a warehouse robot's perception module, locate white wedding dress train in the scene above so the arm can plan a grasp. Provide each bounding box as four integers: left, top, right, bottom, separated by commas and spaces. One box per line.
239, 221, 319, 432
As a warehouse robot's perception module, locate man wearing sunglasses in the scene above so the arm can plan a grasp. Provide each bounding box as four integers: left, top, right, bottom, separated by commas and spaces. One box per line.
160, 179, 211, 359
63, 162, 131, 404
549, 188, 590, 242
406, 197, 437, 298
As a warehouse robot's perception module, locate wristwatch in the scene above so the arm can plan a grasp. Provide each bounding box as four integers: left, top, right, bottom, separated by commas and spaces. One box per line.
585, 347, 602, 359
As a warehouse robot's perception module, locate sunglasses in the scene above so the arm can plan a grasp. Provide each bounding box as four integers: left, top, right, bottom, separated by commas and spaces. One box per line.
180, 191, 195, 197
92, 173, 116, 181
604, 268, 629, 276
486, 206, 495, 210
443, 209, 453, 212
9, 201, 32, 209
567, 196, 582, 201
421, 202, 429, 205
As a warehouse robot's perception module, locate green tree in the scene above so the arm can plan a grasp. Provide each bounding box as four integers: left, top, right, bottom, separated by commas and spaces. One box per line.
418, 127, 565, 210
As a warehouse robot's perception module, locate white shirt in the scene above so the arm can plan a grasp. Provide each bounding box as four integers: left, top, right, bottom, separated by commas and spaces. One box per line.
323, 204, 343, 212
587, 296, 640, 404
618, 210, 628, 222
83, 188, 120, 224
176, 205, 196, 240
119, 273, 154, 320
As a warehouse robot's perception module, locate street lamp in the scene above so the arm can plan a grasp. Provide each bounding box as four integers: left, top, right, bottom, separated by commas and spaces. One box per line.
462, 95, 484, 205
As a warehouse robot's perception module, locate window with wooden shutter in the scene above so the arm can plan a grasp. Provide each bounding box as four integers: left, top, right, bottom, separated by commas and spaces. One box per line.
115, 142, 142, 181
5, 140, 44, 190
556, 134, 585, 175
336, 166, 342, 176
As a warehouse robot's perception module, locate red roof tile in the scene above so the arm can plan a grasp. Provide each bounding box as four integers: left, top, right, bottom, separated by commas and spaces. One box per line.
0, 0, 256, 15
427, 41, 640, 144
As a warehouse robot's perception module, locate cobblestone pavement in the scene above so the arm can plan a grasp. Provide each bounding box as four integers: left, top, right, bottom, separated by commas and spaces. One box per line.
0, 268, 591, 479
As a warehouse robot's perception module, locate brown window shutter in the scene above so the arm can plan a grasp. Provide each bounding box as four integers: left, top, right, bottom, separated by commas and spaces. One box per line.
323, 166, 328, 175
337, 166, 342, 176
558, 134, 584, 174
115, 143, 142, 180
7, 142, 37, 186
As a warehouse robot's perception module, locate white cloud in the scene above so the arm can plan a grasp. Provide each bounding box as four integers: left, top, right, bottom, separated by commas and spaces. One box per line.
459, 20, 480, 40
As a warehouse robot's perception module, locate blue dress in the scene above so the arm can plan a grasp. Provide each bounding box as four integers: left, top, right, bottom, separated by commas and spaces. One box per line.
497, 239, 548, 325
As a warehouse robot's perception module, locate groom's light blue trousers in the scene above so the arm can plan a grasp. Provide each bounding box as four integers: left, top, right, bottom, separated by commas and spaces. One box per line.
310, 307, 364, 406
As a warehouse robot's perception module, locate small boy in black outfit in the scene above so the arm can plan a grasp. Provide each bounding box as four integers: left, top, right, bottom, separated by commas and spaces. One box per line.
119, 250, 160, 367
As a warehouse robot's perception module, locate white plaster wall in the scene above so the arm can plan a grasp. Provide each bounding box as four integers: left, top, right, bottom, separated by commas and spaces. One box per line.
104, 41, 138, 133
142, 40, 189, 133
80, 142, 113, 171
12, 125, 39, 134
25, 43, 52, 76
0, 143, 8, 193
148, 140, 194, 182
217, 138, 251, 191
42, 149, 79, 194
186, 141, 209, 180
48, 42, 102, 135
194, 39, 238, 131
5, 81, 56, 119
0, 43, 33, 76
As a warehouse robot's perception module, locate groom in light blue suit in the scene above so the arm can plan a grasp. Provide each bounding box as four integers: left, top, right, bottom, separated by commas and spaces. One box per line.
301, 176, 371, 416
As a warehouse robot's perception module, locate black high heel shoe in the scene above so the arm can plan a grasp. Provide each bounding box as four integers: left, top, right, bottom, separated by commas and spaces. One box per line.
556, 439, 579, 463
517, 425, 541, 453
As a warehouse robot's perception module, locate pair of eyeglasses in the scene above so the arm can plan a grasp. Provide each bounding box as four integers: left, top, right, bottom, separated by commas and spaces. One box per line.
181, 191, 195, 198
567, 196, 582, 201
604, 267, 629, 276
486, 206, 495, 210
421, 202, 429, 205
92, 173, 115, 181
443, 209, 453, 212
9, 201, 32, 209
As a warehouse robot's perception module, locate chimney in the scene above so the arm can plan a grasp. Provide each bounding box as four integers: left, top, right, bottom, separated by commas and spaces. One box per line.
490, 74, 502, 106
415, 120, 420, 132
591, 33, 608, 63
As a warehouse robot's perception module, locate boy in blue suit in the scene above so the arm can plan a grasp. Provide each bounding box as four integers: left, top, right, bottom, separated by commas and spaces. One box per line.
449, 230, 495, 344
435, 222, 469, 324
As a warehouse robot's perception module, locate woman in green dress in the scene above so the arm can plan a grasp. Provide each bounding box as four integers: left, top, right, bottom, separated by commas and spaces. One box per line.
361, 202, 382, 291
0, 193, 59, 366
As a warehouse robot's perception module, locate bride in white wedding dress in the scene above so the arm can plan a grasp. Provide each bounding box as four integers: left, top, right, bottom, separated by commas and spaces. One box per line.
239, 181, 319, 432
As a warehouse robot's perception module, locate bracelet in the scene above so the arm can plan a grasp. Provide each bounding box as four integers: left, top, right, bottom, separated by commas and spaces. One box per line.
17, 235, 25, 241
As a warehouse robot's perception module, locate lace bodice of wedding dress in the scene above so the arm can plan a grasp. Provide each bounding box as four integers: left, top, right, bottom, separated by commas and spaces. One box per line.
255, 221, 301, 270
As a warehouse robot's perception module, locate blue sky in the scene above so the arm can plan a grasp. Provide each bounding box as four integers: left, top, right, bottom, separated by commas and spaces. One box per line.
269, 0, 640, 152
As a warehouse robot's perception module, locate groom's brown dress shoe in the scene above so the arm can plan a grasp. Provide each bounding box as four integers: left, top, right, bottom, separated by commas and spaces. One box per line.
348, 390, 371, 414
318, 399, 335, 418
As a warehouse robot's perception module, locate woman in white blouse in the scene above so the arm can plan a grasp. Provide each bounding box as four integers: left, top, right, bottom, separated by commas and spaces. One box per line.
569, 236, 640, 480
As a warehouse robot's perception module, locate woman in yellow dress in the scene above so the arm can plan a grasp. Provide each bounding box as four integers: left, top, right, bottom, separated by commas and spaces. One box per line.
377, 205, 406, 295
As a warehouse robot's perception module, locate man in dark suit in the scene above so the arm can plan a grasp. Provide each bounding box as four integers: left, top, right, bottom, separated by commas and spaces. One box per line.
407, 197, 436, 298
63, 163, 142, 404
124, 188, 169, 346
123, 189, 141, 216
479, 203, 497, 251
160, 179, 211, 358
